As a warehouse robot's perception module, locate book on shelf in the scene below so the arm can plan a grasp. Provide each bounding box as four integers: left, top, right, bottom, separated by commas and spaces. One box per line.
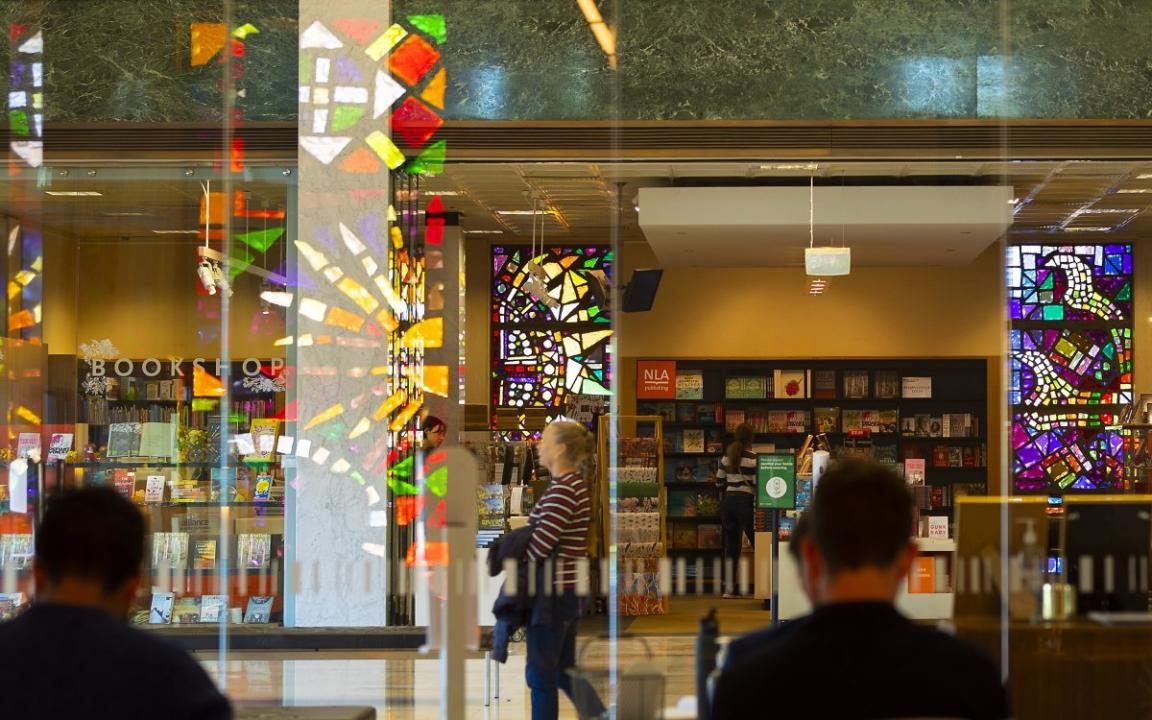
907, 556, 936, 594
173, 596, 201, 624
930, 486, 951, 509
248, 419, 280, 461
813, 407, 840, 434
911, 414, 931, 437
785, 410, 809, 433
843, 370, 869, 399
139, 421, 177, 459
931, 445, 950, 468
106, 422, 142, 458
900, 416, 917, 436
192, 539, 217, 570
16, 432, 39, 460
928, 515, 950, 540
682, 429, 705, 454
943, 413, 975, 438
697, 492, 721, 516
725, 376, 769, 400
145, 382, 160, 401
697, 524, 722, 549
902, 376, 932, 398
904, 458, 926, 486
962, 446, 978, 468
144, 474, 166, 504
745, 407, 768, 434
812, 369, 836, 399
675, 369, 704, 400
670, 523, 698, 550
151, 532, 189, 570
705, 430, 723, 453
766, 410, 788, 433
874, 371, 900, 399
724, 409, 746, 431
111, 469, 136, 499
237, 533, 272, 569
253, 474, 274, 501
149, 591, 174, 625
47, 433, 73, 461
0, 534, 33, 568
948, 447, 964, 468
667, 490, 698, 517
859, 410, 883, 433
199, 594, 228, 623
878, 409, 899, 433
772, 369, 808, 399
697, 403, 722, 425
928, 416, 943, 438
244, 596, 274, 624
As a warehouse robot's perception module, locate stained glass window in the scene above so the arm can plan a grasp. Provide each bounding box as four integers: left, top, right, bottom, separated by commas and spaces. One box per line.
491, 245, 613, 413
1007, 244, 1133, 493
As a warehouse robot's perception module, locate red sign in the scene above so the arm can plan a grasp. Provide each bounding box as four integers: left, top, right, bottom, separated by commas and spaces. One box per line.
637, 360, 677, 399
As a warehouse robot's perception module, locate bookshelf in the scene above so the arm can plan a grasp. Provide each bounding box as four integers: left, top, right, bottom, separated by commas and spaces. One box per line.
638, 358, 989, 589
599, 415, 667, 616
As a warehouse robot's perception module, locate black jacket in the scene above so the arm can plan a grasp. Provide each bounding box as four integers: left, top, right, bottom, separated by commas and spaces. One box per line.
487, 525, 534, 662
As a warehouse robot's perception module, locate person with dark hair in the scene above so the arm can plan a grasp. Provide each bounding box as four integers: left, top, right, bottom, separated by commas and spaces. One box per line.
713, 460, 1010, 720
0, 487, 231, 719
423, 415, 447, 451
716, 423, 756, 597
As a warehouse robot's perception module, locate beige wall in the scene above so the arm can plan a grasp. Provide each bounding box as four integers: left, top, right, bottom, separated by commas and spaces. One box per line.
45, 237, 282, 361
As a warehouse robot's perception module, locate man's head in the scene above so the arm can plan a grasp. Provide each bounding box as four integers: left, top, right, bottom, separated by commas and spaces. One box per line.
34, 487, 145, 617
799, 460, 916, 605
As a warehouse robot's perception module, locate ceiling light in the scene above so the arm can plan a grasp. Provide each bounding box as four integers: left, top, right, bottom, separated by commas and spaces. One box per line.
494, 209, 553, 216
463, 230, 504, 234
759, 163, 819, 171
152, 230, 200, 235
423, 190, 459, 196
102, 212, 148, 217
1137, 174, 1152, 180
1116, 188, 1152, 193
44, 191, 102, 197
1063, 226, 1112, 232
1077, 208, 1141, 214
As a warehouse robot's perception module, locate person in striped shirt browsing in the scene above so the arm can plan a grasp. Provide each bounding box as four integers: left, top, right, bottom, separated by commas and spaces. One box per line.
524, 420, 597, 720
716, 423, 757, 598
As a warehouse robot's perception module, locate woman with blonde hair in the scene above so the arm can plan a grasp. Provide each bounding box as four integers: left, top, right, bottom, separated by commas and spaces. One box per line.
523, 419, 599, 720
716, 423, 757, 598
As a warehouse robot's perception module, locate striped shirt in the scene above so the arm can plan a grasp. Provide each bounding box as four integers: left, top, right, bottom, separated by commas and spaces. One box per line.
526, 471, 591, 589
717, 450, 757, 495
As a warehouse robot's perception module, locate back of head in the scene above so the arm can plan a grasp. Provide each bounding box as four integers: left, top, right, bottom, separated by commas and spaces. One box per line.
545, 420, 595, 472
726, 423, 754, 472
37, 487, 145, 594
808, 459, 912, 574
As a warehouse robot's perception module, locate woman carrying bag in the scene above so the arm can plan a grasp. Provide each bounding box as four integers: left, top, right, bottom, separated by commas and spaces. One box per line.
717, 423, 757, 598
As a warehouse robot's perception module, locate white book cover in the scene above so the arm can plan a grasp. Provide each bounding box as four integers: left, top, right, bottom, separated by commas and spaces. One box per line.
928, 515, 950, 539
149, 591, 174, 625
199, 594, 228, 623
145, 474, 166, 503
904, 459, 926, 486
244, 596, 274, 624
901, 377, 932, 399
47, 433, 73, 461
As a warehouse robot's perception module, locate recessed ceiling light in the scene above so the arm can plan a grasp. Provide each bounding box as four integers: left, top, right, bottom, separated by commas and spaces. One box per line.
1137, 174, 1152, 180
760, 163, 819, 171
463, 230, 504, 234
1062, 226, 1112, 232
102, 212, 148, 217
424, 190, 459, 196
494, 210, 551, 216
44, 191, 102, 197
152, 230, 200, 235
1116, 188, 1152, 193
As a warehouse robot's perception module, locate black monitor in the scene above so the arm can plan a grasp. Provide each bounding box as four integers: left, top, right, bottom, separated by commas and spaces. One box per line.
1063, 499, 1152, 613
621, 268, 663, 313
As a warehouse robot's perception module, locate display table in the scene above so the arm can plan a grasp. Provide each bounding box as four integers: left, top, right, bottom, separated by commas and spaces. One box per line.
954, 619, 1152, 720
753, 532, 955, 620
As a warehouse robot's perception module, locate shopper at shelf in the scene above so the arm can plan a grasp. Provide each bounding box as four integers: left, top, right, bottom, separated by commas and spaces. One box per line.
0, 487, 232, 719
712, 460, 1010, 720
524, 420, 604, 720
422, 414, 447, 451
716, 422, 757, 598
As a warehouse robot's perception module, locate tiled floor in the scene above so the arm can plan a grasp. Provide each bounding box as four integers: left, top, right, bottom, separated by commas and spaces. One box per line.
202, 597, 770, 718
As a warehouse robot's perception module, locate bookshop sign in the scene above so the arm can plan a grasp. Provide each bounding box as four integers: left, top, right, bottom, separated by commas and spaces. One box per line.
637, 360, 677, 399
86, 357, 285, 379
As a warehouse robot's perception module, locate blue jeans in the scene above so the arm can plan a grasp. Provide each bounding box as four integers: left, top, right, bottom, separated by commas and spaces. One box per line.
526, 592, 604, 720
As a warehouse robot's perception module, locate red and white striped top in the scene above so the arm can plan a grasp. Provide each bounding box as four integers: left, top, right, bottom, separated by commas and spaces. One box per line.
526, 471, 591, 589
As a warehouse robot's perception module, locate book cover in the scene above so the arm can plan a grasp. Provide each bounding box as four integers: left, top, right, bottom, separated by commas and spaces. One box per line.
901, 376, 933, 398
900, 417, 917, 436
948, 447, 964, 468
139, 422, 176, 459
696, 457, 718, 484
773, 370, 808, 399
843, 370, 869, 399
248, 419, 280, 461
159, 380, 174, 401
697, 492, 721, 517
47, 433, 73, 461
652, 402, 676, 422
675, 370, 704, 400
670, 523, 698, 550
766, 410, 788, 433
0, 534, 33, 568
812, 369, 837, 399
16, 432, 39, 460
874, 371, 900, 399
904, 459, 926, 486
725, 376, 768, 400
672, 460, 698, 483
908, 556, 936, 593
697, 403, 721, 425
199, 594, 228, 623
878, 409, 899, 434
253, 474, 273, 501
962, 446, 978, 468
244, 596, 274, 624
785, 410, 809, 433
860, 410, 883, 433
744, 407, 768, 434
682, 429, 705, 454
173, 596, 201, 624
724, 409, 746, 431
841, 409, 863, 432
107, 422, 141, 458
675, 403, 696, 423
931, 445, 950, 467
237, 533, 272, 569
145, 474, 166, 503
928, 515, 950, 539
151, 532, 189, 569
705, 430, 724, 453
146, 382, 160, 401
192, 539, 217, 570
697, 524, 722, 549
149, 591, 175, 625
667, 490, 698, 518
915, 414, 932, 437
813, 407, 840, 434
928, 416, 944, 438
